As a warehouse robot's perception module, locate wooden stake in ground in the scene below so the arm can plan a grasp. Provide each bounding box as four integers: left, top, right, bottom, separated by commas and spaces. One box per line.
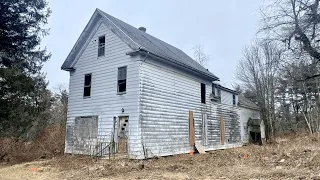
220, 116, 225, 145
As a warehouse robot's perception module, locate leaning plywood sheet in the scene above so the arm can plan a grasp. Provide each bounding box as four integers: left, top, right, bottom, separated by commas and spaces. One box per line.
195, 142, 206, 154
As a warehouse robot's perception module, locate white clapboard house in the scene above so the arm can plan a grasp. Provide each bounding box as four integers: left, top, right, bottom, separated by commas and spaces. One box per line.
61, 9, 246, 159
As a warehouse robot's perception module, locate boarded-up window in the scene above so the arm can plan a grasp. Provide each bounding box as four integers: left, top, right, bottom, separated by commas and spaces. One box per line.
201, 83, 206, 104
98, 36, 105, 57
84, 74, 91, 97
73, 116, 98, 154
118, 66, 127, 93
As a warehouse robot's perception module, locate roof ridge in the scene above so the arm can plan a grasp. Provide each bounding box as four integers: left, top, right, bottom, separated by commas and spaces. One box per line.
97, 9, 141, 49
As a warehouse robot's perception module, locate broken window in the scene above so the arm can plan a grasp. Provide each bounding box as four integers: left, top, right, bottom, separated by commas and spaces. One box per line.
98, 36, 105, 57
84, 74, 91, 97
118, 66, 127, 94
201, 83, 206, 104
233, 94, 236, 105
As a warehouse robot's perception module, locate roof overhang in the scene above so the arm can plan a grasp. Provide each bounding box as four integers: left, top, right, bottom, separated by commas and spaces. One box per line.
128, 49, 219, 81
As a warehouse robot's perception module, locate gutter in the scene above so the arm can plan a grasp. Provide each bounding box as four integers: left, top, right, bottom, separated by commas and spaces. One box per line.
136, 48, 219, 81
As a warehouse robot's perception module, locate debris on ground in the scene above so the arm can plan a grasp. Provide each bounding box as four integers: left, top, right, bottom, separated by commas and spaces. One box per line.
1, 132, 320, 179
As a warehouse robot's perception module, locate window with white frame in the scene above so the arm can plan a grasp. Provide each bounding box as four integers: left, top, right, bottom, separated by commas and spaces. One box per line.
98, 36, 105, 57
83, 73, 92, 97
117, 66, 127, 94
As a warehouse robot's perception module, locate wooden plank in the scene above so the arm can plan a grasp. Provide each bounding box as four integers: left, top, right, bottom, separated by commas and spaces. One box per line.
195, 142, 206, 154
189, 111, 195, 146
220, 116, 225, 145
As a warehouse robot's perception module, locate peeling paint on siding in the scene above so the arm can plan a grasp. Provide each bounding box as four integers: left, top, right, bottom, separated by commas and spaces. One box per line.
139, 57, 242, 158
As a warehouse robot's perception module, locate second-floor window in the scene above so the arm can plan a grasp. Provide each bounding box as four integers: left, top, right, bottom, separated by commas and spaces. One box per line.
233, 94, 236, 105
118, 66, 127, 94
98, 36, 105, 57
212, 84, 216, 96
217, 88, 221, 98
84, 73, 92, 97
201, 83, 206, 104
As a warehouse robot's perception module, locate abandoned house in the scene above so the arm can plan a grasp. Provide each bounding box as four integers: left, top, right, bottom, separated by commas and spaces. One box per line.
238, 94, 265, 144
61, 9, 254, 159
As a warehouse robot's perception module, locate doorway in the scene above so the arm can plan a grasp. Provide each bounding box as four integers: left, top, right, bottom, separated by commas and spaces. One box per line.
117, 116, 129, 154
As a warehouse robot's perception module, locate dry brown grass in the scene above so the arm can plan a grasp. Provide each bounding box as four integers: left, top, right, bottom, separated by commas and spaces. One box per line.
0, 124, 65, 165
2, 132, 320, 179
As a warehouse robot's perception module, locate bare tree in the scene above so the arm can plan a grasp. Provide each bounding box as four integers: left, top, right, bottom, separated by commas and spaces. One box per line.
261, 0, 320, 79
237, 40, 281, 139
193, 45, 210, 67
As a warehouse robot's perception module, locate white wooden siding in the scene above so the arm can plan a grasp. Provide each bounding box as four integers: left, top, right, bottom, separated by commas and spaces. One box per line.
139, 58, 242, 157
220, 89, 237, 105
239, 107, 261, 143
65, 21, 142, 158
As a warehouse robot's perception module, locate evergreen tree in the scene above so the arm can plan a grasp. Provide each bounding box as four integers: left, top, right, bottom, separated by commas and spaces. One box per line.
0, 0, 51, 138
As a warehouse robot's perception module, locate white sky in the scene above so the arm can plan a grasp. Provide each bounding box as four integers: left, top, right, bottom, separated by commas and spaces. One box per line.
42, 0, 264, 89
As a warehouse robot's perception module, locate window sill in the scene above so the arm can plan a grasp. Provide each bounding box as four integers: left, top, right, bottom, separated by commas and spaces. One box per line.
83, 96, 91, 99
117, 92, 126, 95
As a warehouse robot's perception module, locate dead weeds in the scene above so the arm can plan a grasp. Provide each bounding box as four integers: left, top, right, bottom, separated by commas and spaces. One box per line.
2, 132, 320, 179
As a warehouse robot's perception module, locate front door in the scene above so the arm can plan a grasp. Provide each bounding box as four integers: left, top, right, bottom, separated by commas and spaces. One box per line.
117, 116, 129, 154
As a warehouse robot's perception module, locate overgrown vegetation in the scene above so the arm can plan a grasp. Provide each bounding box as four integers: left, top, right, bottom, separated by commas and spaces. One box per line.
0, 0, 69, 164
237, 0, 320, 139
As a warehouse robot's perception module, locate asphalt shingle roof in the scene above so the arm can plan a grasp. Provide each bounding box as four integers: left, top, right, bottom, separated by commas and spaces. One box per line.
238, 94, 260, 110
62, 9, 218, 80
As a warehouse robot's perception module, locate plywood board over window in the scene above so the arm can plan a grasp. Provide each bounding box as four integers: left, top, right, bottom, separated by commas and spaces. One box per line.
72, 116, 98, 154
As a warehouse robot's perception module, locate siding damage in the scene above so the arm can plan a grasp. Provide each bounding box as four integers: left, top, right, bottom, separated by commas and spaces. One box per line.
139, 58, 241, 158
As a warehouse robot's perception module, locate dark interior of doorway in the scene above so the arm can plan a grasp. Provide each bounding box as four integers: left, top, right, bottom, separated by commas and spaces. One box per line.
249, 131, 262, 145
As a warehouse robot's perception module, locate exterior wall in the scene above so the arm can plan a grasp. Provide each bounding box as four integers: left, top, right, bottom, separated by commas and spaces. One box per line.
221, 89, 237, 105
65, 21, 142, 158
139, 57, 242, 158
239, 107, 261, 143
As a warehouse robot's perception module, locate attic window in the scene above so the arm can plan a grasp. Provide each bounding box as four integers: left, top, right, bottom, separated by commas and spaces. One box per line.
201, 83, 206, 104
98, 36, 105, 57
233, 94, 236, 105
117, 66, 127, 94
84, 74, 92, 97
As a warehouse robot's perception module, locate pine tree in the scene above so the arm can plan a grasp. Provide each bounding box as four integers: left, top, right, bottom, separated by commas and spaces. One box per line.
0, 0, 51, 138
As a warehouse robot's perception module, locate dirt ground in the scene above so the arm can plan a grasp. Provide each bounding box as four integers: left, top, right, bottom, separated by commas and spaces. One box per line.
2, 133, 320, 180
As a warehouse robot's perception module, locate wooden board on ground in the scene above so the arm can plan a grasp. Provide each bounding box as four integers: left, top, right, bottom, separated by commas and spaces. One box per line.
195, 142, 206, 154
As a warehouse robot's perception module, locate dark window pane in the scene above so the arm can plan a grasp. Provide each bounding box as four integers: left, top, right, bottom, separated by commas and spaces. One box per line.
201, 83, 206, 104
84, 86, 91, 97
84, 74, 91, 86
212, 84, 215, 96
99, 36, 105, 44
118, 80, 126, 92
98, 36, 105, 57
98, 47, 105, 57
233, 94, 236, 105
118, 66, 127, 93
118, 66, 127, 80
217, 89, 221, 97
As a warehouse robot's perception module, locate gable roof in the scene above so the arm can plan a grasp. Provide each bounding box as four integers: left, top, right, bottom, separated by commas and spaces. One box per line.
61, 9, 219, 80
238, 94, 260, 111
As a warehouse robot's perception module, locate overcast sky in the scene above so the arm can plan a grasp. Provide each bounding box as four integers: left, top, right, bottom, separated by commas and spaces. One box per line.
42, 0, 264, 90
